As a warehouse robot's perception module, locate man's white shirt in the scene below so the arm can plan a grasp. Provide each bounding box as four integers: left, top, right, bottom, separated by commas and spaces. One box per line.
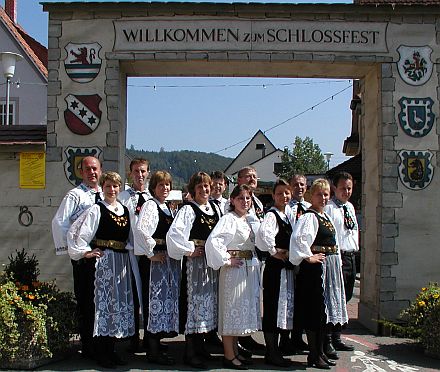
324, 199, 359, 253
51, 183, 102, 255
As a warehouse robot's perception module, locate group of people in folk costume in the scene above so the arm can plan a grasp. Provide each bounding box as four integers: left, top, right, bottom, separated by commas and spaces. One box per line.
52, 156, 359, 370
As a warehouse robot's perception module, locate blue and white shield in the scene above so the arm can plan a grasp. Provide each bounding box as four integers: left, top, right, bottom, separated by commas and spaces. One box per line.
64, 42, 102, 83
63, 146, 102, 186
397, 97, 435, 137
397, 45, 433, 86
398, 150, 434, 190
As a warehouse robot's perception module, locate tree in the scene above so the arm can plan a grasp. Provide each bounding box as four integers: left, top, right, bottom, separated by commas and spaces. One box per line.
276, 136, 327, 179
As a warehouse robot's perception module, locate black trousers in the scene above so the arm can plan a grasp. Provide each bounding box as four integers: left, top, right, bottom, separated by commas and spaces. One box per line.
341, 252, 356, 303
72, 258, 96, 351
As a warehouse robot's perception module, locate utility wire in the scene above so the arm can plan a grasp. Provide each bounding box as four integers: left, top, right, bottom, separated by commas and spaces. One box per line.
128, 79, 349, 89
214, 83, 353, 154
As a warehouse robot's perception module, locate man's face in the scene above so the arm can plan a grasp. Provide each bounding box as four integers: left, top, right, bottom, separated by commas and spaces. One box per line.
130, 163, 149, 191
211, 178, 226, 198
334, 178, 353, 204
80, 157, 101, 188
290, 176, 307, 201
238, 169, 258, 190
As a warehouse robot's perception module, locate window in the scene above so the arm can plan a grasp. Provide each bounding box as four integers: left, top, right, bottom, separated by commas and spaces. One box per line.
0, 100, 16, 125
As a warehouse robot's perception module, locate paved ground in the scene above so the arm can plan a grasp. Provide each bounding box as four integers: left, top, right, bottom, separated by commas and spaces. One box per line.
23, 281, 440, 371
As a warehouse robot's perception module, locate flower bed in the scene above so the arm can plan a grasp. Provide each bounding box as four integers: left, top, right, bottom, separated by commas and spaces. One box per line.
0, 249, 77, 369
379, 283, 440, 358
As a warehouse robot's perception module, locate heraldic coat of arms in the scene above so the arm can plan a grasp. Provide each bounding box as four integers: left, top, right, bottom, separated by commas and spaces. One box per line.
64, 42, 102, 83
398, 97, 435, 138
397, 45, 433, 86
398, 150, 434, 190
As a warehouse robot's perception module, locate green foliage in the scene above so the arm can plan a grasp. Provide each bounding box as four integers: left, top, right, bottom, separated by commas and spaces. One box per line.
378, 282, 440, 354
400, 283, 440, 339
0, 250, 77, 364
275, 136, 327, 179
127, 148, 232, 189
5, 248, 40, 287
421, 301, 440, 356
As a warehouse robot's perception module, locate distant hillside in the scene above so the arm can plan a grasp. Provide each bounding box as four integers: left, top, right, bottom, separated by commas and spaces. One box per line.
127, 148, 233, 189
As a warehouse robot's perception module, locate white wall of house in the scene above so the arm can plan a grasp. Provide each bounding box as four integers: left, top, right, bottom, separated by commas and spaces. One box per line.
225, 131, 277, 176
0, 25, 46, 125
250, 149, 284, 182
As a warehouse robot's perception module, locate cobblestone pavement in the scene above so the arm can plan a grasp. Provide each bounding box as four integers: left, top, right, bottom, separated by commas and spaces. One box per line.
27, 281, 440, 371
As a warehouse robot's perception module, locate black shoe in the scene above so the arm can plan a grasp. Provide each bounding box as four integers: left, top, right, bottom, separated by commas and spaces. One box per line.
184, 355, 207, 369
293, 339, 309, 354
148, 352, 175, 365
238, 336, 265, 352
97, 357, 116, 369
196, 345, 216, 360
264, 354, 293, 368
325, 350, 339, 360
237, 343, 253, 358
321, 353, 337, 366
235, 354, 253, 365
324, 337, 339, 360
279, 339, 295, 355
223, 357, 248, 370
109, 352, 128, 366
333, 340, 355, 351
205, 334, 223, 348
126, 338, 143, 353
307, 355, 331, 370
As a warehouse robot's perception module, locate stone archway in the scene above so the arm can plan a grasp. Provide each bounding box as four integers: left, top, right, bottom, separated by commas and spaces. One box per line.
41, 2, 440, 333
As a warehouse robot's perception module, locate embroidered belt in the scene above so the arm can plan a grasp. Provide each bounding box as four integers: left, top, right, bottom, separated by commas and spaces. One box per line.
228, 250, 253, 259
154, 238, 166, 245
91, 239, 126, 251
191, 239, 206, 247
311, 245, 338, 254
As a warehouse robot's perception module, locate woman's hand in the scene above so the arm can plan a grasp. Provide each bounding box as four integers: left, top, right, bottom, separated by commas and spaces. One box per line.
272, 249, 288, 262
84, 248, 103, 259
149, 251, 166, 264
189, 245, 205, 258
306, 253, 326, 264
228, 257, 244, 268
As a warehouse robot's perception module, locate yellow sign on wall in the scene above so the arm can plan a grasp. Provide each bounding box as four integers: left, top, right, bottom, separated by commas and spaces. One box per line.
20, 152, 46, 189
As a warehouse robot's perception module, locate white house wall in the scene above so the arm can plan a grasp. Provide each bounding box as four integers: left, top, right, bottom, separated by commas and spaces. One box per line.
0, 23, 47, 125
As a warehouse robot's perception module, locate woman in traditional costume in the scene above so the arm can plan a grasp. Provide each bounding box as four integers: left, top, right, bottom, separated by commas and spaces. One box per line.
205, 184, 261, 370
289, 178, 348, 370
256, 179, 294, 367
134, 170, 179, 365
166, 171, 221, 369
68, 171, 134, 369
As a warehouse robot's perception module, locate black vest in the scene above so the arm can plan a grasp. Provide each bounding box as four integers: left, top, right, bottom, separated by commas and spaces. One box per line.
152, 202, 174, 251
268, 209, 292, 250
305, 210, 336, 246
188, 201, 220, 241
95, 202, 130, 243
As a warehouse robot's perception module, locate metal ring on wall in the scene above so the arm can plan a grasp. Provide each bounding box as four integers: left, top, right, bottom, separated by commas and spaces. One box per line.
18, 206, 33, 227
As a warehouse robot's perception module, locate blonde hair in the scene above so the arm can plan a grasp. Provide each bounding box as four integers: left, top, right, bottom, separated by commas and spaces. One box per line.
310, 178, 330, 194
99, 171, 122, 187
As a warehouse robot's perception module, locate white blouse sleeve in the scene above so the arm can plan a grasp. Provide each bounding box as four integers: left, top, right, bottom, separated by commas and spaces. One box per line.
134, 200, 159, 257
166, 205, 196, 260
289, 212, 319, 266
255, 212, 278, 256
205, 214, 237, 270
67, 204, 100, 261
51, 191, 79, 255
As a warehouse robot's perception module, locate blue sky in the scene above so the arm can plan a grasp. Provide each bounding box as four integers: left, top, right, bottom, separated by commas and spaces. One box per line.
6, 0, 353, 167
